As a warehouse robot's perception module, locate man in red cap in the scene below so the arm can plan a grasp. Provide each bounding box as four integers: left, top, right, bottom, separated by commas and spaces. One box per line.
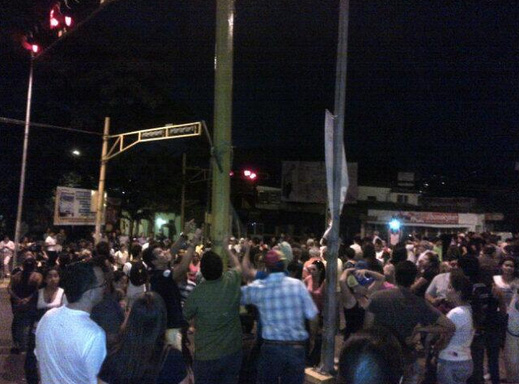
241, 249, 318, 384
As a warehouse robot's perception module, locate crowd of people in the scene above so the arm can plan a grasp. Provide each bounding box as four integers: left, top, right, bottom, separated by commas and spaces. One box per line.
3, 224, 519, 384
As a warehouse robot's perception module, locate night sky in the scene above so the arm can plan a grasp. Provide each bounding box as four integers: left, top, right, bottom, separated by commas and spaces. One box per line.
1, 1, 519, 225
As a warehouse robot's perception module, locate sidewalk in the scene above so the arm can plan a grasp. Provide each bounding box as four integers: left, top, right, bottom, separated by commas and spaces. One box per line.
0, 279, 25, 384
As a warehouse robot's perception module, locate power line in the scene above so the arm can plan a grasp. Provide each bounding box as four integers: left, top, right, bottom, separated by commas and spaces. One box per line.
0, 117, 102, 136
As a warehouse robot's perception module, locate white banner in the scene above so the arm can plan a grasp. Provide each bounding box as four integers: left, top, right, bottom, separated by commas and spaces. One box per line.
54, 187, 99, 226
324, 110, 349, 214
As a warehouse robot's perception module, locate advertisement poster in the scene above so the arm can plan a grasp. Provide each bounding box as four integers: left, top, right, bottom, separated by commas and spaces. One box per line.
53, 187, 98, 226
281, 161, 358, 204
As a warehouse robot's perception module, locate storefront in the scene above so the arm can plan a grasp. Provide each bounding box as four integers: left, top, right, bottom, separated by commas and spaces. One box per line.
362, 209, 486, 241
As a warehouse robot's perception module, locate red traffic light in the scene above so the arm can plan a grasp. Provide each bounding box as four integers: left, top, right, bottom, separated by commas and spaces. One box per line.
242, 169, 257, 181
22, 35, 40, 54
50, 5, 60, 29
49, 3, 73, 30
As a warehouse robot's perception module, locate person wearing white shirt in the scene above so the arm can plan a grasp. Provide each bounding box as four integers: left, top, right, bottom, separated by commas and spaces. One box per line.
0, 235, 15, 277
35, 261, 107, 384
437, 271, 475, 384
25, 267, 67, 384
114, 244, 129, 269
44, 232, 58, 267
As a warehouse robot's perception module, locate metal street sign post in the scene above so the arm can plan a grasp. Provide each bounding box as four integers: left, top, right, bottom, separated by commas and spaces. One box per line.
94, 119, 203, 243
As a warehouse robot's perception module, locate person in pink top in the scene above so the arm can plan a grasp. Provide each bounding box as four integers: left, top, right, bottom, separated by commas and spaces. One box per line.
304, 260, 326, 314
188, 252, 201, 283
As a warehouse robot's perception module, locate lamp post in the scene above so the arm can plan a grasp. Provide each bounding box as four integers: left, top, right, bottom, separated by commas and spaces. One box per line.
13, 53, 35, 267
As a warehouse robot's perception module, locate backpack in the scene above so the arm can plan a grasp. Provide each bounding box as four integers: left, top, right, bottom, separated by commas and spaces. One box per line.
129, 261, 148, 286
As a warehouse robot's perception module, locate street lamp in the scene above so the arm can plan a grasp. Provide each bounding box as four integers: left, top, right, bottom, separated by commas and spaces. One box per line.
72, 149, 81, 156
389, 218, 401, 231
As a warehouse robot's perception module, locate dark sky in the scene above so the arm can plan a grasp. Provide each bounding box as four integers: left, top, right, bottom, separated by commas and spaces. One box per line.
2, 0, 519, 219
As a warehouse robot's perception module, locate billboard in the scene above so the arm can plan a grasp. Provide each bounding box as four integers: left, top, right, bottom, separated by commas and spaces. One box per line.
281, 161, 358, 204
54, 187, 98, 226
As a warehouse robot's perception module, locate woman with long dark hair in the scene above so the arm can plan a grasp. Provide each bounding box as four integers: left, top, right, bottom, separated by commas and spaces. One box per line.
304, 260, 326, 313
98, 291, 189, 384
25, 267, 66, 384
7, 256, 42, 353
437, 270, 474, 384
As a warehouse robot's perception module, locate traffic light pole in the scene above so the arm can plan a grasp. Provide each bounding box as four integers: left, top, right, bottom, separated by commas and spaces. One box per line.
210, 0, 235, 256
13, 55, 35, 267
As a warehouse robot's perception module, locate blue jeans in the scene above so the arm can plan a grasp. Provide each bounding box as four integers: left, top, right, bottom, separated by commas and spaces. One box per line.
258, 343, 306, 384
437, 359, 473, 384
193, 349, 242, 384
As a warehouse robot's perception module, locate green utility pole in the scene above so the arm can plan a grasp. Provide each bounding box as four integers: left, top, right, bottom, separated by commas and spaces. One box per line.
210, 0, 235, 255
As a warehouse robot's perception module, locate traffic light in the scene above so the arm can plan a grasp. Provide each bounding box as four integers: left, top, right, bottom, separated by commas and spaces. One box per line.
243, 170, 257, 181
22, 33, 40, 54
49, 2, 74, 36
49, 4, 60, 29
21, 0, 100, 54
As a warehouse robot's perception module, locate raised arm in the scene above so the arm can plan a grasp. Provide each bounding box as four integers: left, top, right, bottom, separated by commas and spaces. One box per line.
339, 268, 357, 309
170, 219, 195, 256
224, 237, 242, 274
352, 269, 386, 296
410, 276, 428, 294
240, 240, 256, 281
172, 228, 202, 282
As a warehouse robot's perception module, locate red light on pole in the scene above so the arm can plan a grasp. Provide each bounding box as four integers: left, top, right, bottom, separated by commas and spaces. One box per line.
50, 6, 60, 28
242, 169, 258, 181
31, 45, 39, 53
64, 16, 73, 27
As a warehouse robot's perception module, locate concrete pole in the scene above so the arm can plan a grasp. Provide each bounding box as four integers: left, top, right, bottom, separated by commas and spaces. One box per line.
13, 55, 35, 267
210, 0, 234, 255
94, 117, 110, 244
321, 0, 350, 374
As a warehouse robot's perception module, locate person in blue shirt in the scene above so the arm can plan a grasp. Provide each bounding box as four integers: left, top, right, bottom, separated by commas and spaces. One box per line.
241, 249, 318, 384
